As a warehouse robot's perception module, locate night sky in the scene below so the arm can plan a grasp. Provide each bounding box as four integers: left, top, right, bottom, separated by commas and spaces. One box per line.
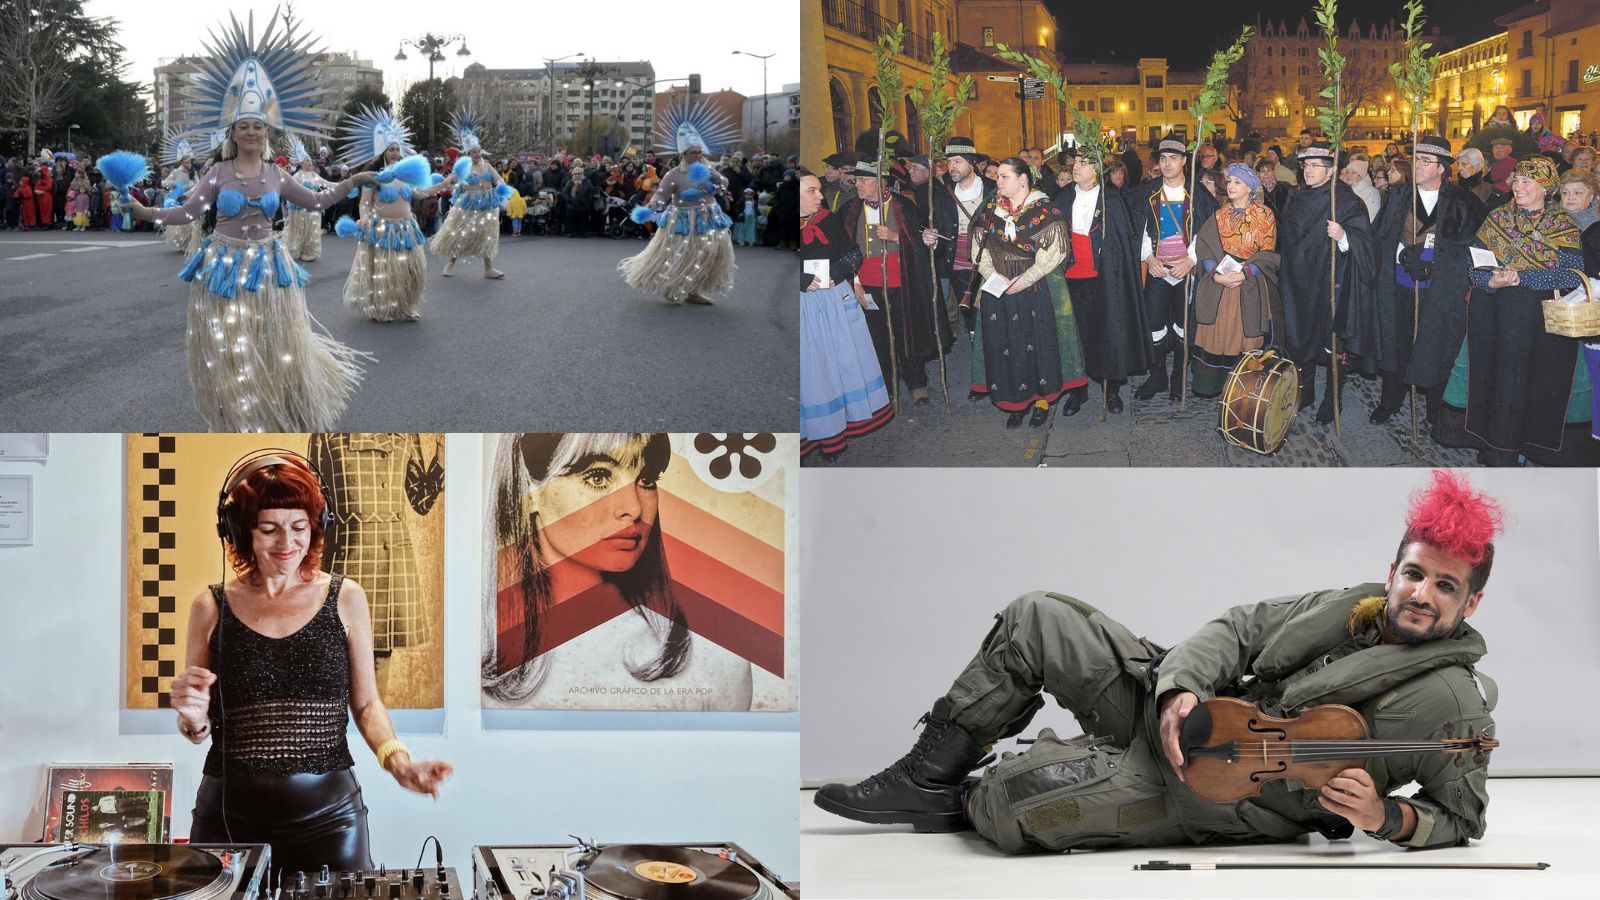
1043, 0, 1520, 69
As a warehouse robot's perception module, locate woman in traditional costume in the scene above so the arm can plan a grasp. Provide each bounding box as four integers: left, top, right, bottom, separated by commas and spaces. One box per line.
1190, 164, 1281, 397
1436, 157, 1595, 465
126, 8, 377, 432
619, 96, 740, 305
798, 170, 892, 461
333, 106, 451, 322
968, 157, 1087, 428
429, 110, 510, 279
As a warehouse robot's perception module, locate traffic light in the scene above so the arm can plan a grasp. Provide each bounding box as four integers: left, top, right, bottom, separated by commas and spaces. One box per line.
689, 73, 701, 95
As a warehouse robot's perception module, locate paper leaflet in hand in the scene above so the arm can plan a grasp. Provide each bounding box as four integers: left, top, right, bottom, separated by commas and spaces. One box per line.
803, 259, 830, 287
981, 272, 1010, 296
1469, 246, 1500, 269
1215, 255, 1245, 275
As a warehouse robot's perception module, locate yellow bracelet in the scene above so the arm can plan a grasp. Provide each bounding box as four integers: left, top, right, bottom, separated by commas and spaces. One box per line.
376, 738, 410, 771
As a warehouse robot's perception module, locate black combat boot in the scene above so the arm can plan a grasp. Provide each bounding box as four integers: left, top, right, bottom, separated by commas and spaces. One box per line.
813, 698, 989, 832
1134, 350, 1169, 400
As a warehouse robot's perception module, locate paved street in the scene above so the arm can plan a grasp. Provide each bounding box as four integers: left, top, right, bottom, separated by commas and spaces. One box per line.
0, 230, 797, 431
808, 333, 1481, 467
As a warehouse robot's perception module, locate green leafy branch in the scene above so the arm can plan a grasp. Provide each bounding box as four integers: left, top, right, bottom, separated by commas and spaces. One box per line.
994, 42, 1109, 171
1314, 0, 1355, 143
870, 24, 907, 174
1387, 0, 1439, 134
1192, 26, 1253, 150
908, 32, 975, 162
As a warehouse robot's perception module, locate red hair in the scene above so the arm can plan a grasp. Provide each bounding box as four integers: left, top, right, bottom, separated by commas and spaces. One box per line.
223, 461, 327, 582
1405, 470, 1503, 566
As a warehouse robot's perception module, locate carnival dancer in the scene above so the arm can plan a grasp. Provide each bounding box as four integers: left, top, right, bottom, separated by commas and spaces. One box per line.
430, 110, 510, 279
159, 128, 202, 253
1276, 141, 1380, 423
1369, 136, 1487, 426
619, 93, 742, 305
283, 133, 333, 262
1058, 146, 1153, 413
126, 8, 378, 432
800, 169, 893, 460
1135, 137, 1219, 401
333, 106, 451, 322
967, 157, 1086, 428
1190, 164, 1281, 398
838, 158, 945, 405
920, 136, 994, 380
620, 145, 736, 305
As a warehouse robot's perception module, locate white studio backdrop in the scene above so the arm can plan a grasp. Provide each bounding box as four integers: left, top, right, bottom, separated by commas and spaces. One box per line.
0, 434, 798, 879
801, 467, 1600, 785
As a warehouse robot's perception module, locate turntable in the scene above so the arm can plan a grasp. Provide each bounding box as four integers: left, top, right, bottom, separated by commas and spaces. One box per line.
471, 843, 796, 900
0, 844, 270, 900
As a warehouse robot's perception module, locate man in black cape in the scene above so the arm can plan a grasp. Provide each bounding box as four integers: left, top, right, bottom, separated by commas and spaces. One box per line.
1134, 136, 1219, 400
838, 157, 949, 405
1277, 141, 1381, 422
1054, 145, 1154, 414
920, 137, 995, 374
1369, 135, 1487, 425
821, 152, 860, 213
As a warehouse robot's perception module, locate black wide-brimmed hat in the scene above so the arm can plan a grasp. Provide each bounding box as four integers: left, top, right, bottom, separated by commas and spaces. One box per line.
944, 136, 982, 164
823, 151, 860, 168
1156, 136, 1188, 158
1414, 135, 1454, 163
1298, 140, 1336, 162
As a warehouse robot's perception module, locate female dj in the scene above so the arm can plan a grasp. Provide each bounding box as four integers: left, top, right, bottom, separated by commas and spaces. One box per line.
170, 452, 451, 873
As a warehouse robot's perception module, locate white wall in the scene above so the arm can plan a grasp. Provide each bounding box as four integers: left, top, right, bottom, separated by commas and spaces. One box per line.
801, 467, 1600, 784
0, 434, 798, 880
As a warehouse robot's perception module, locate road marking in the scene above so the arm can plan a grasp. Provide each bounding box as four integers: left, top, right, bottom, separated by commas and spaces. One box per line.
60, 246, 106, 253
6, 253, 54, 260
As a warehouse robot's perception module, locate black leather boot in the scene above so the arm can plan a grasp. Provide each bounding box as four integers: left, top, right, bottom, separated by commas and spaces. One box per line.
813, 698, 989, 832
1134, 351, 1169, 400
1167, 350, 1185, 401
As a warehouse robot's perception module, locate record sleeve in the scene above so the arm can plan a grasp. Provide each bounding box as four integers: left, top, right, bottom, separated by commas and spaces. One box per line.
42, 764, 172, 843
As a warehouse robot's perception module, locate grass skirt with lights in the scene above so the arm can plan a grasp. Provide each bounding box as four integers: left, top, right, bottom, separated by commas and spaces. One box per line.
428, 184, 501, 260
163, 220, 200, 252
178, 231, 370, 431
618, 202, 737, 302
284, 207, 324, 261
343, 217, 428, 322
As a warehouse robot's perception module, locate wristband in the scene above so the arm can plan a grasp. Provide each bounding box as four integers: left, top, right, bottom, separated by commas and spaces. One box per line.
1365, 797, 1405, 842
376, 738, 410, 771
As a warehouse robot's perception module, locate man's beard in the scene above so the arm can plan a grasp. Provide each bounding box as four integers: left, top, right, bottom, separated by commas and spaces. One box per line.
1384, 598, 1460, 644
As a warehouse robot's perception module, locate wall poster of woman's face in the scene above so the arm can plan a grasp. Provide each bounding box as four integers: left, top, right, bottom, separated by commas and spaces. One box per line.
481, 433, 796, 711
123, 433, 447, 710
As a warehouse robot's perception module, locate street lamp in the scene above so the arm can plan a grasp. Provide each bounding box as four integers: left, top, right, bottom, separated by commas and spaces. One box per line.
733, 49, 775, 153
395, 33, 471, 151
575, 58, 621, 156
66, 123, 80, 157
542, 53, 584, 157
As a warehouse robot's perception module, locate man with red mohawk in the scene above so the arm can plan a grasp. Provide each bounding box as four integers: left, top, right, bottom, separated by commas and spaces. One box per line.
816, 470, 1501, 855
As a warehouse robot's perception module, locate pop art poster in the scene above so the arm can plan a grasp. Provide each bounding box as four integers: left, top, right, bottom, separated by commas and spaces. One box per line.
124, 433, 446, 710
481, 433, 796, 711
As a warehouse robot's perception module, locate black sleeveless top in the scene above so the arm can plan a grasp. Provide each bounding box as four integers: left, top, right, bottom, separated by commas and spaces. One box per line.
203, 574, 356, 776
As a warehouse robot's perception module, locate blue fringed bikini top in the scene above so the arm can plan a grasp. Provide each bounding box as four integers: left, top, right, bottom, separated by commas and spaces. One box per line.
217, 189, 280, 219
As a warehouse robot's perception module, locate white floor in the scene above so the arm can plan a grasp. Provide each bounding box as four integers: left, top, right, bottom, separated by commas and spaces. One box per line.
801, 779, 1600, 899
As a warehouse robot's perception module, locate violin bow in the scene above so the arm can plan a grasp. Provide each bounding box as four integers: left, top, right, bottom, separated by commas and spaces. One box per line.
1134, 860, 1549, 871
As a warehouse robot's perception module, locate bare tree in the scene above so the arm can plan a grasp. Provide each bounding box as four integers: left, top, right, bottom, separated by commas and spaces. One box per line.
0, 0, 74, 157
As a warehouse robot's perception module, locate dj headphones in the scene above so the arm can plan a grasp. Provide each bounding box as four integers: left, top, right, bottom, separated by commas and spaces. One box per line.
215, 448, 334, 547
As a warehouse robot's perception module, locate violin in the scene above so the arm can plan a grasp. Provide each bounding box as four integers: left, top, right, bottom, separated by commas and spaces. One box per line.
1178, 697, 1498, 804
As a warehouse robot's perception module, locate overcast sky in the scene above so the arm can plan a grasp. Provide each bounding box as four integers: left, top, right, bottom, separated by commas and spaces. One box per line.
87, 0, 799, 101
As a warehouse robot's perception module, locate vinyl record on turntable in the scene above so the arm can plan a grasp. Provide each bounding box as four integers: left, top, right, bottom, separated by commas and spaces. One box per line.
582, 846, 762, 900
25, 845, 228, 900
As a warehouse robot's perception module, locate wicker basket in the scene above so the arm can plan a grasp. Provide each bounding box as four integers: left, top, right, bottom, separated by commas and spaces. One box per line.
1542, 270, 1600, 338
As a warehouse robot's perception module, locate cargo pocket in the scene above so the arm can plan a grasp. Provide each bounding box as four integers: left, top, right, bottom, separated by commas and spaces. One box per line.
992, 730, 1135, 852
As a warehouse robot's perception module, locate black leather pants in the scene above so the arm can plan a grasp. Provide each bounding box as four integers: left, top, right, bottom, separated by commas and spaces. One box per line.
192, 769, 373, 877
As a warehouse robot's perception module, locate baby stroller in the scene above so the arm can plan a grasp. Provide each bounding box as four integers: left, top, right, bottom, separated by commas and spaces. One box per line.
602, 194, 636, 239
528, 188, 558, 235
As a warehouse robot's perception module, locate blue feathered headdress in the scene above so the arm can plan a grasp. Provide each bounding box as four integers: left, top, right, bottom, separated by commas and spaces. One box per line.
338, 104, 414, 168
653, 93, 740, 155
449, 108, 483, 153
184, 7, 334, 140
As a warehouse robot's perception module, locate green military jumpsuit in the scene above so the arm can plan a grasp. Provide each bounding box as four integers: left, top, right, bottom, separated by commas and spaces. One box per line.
950, 586, 1495, 854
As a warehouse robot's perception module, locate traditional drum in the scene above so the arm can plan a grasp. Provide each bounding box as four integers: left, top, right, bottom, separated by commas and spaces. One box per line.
1219, 347, 1299, 454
